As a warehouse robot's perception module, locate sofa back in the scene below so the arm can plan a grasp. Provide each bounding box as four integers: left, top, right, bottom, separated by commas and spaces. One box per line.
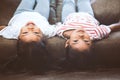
0, 0, 120, 25
54, 0, 120, 25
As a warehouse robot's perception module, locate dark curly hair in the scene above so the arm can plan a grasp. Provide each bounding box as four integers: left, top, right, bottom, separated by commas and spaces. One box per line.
17, 37, 51, 72
64, 44, 93, 69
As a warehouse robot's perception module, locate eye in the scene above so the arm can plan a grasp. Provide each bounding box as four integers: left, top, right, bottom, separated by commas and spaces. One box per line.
34, 32, 40, 34
84, 39, 91, 45
22, 32, 28, 34
73, 40, 78, 42
84, 39, 89, 42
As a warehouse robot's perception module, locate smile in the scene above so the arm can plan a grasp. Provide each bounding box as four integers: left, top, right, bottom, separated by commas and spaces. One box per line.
26, 22, 35, 26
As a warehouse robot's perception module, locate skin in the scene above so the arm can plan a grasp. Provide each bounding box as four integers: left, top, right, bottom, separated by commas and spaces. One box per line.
109, 22, 120, 32
0, 26, 6, 30
64, 27, 92, 52
19, 22, 43, 43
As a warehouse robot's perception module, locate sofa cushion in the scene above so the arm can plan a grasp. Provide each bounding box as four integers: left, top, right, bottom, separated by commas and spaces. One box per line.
92, 0, 120, 24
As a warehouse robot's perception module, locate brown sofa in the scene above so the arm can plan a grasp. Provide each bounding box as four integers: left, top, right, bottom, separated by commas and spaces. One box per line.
0, 0, 120, 71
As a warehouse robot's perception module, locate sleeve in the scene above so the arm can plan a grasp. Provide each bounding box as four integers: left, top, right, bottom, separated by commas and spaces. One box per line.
40, 24, 57, 38
47, 25, 57, 38
0, 26, 19, 39
97, 25, 111, 39
56, 24, 66, 38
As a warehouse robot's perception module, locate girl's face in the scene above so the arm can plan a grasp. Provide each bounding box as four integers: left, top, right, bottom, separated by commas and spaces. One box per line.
67, 28, 92, 52
19, 22, 43, 43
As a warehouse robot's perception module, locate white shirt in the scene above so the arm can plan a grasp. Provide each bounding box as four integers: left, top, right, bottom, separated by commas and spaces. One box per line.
0, 11, 56, 39
56, 12, 111, 40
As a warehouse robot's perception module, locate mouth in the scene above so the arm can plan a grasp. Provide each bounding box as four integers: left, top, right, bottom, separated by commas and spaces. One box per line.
26, 22, 35, 26
76, 28, 84, 31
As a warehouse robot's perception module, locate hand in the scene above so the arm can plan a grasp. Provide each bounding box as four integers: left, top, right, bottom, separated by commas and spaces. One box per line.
0, 25, 6, 30
109, 22, 120, 32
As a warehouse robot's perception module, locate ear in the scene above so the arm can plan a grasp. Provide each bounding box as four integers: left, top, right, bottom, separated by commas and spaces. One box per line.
65, 39, 70, 48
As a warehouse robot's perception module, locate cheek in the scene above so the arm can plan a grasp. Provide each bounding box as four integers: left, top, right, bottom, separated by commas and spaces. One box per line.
36, 37, 41, 41
20, 28, 28, 34
84, 33, 90, 39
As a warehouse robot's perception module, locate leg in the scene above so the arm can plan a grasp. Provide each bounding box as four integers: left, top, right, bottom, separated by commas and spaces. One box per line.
77, 0, 94, 16
34, 0, 50, 19
62, 0, 76, 22
14, 0, 36, 15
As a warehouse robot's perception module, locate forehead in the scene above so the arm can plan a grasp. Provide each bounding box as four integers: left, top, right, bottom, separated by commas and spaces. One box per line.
70, 42, 90, 51
70, 40, 87, 46
20, 34, 41, 42
70, 38, 91, 47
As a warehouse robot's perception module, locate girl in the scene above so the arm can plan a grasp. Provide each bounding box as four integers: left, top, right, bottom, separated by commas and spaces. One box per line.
56, 0, 120, 55
0, 0, 56, 43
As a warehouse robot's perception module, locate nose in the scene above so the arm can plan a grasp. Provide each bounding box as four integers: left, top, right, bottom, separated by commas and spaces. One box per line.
26, 24, 36, 31
78, 33, 84, 37
26, 22, 35, 28
27, 24, 34, 29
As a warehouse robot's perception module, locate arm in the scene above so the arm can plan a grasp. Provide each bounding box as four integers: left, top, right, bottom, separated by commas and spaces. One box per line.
109, 21, 120, 32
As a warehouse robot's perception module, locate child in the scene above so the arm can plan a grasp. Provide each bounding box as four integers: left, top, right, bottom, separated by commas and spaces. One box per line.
0, 0, 56, 72
56, 0, 120, 54
0, 0, 56, 43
